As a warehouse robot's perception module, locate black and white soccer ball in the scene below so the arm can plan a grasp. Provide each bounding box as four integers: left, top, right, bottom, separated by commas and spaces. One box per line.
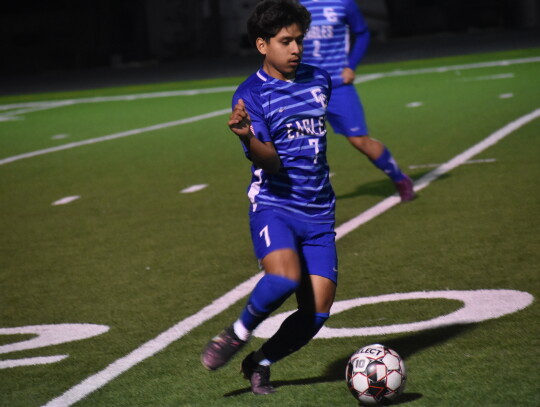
345, 344, 407, 405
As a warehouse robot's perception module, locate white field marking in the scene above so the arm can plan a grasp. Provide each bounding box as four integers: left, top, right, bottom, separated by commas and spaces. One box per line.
52, 196, 81, 206
0, 115, 21, 122
42, 272, 264, 407
254, 289, 534, 338
41, 108, 540, 407
0, 355, 68, 369
1, 56, 538, 115
1, 56, 538, 166
354, 56, 540, 84
0, 87, 237, 112
180, 184, 208, 194
0, 324, 110, 354
457, 73, 515, 82
51, 134, 69, 140
0, 108, 230, 166
406, 101, 423, 108
409, 158, 496, 170
0, 101, 75, 118
335, 107, 540, 240
499, 93, 514, 99
0, 324, 109, 369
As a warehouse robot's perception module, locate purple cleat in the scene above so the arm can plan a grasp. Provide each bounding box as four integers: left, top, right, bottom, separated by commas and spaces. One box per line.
241, 352, 276, 395
201, 326, 247, 371
394, 175, 416, 202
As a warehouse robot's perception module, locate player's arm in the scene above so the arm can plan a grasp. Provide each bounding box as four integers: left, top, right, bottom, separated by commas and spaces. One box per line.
228, 99, 281, 174
342, 0, 371, 83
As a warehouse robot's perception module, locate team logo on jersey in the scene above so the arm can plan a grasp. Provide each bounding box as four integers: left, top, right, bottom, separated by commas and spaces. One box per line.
311, 88, 328, 108
323, 7, 338, 23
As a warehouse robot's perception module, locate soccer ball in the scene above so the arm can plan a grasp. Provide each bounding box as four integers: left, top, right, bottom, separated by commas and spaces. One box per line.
345, 344, 406, 405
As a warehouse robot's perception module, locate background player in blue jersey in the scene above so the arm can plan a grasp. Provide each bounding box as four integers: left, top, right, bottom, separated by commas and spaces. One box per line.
201, 0, 338, 395
300, 0, 416, 201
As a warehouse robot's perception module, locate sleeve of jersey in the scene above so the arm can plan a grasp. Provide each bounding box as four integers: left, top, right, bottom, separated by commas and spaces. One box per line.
345, 0, 371, 70
232, 87, 271, 159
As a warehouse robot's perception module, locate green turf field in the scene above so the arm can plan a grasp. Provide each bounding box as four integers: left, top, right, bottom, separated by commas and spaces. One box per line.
1, 48, 539, 407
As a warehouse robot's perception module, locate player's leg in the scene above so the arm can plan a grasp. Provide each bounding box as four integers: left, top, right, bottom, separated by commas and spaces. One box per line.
241, 222, 337, 394
348, 135, 416, 201
235, 247, 302, 394
201, 210, 301, 371
255, 227, 337, 363
237, 248, 301, 337
327, 85, 416, 202
347, 134, 384, 160
259, 274, 335, 359
241, 274, 336, 395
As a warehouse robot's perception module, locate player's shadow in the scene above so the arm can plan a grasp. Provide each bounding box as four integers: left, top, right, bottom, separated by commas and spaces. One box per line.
335, 179, 399, 200
334, 171, 448, 201
223, 323, 473, 401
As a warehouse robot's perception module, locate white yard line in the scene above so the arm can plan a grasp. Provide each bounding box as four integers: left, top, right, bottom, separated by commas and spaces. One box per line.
335, 108, 540, 239
0, 109, 230, 166
42, 107, 540, 407
0, 87, 237, 111
1, 55, 538, 168
354, 56, 540, 84
52, 196, 81, 206
1, 56, 538, 114
180, 184, 209, 194
409, 158, 497, 169
456, 73, 515, 82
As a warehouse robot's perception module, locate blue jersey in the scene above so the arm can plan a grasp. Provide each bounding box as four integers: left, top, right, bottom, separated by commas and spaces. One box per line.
232, 64, 335, 223
301, 0, 370, 87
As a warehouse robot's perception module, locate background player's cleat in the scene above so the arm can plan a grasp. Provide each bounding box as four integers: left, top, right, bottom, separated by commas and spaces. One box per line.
241, 352, 276, 395
394, 175, 416, 202
201, 326, 247, 371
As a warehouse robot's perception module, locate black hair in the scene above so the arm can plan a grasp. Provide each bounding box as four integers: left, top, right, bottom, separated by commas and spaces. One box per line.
247, 0, 311, 45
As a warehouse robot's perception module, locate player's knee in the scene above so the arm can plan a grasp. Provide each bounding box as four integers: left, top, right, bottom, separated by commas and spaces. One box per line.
262, 248, 302, 281
347, 135, 370, 150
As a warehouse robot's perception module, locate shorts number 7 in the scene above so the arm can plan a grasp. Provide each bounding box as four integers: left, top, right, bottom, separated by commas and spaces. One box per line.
259, 225, 271, 247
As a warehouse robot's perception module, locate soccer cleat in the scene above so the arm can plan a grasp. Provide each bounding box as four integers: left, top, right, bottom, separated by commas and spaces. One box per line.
201, 326, 247, 371
394, 175, 416, 202
241, 352, 276, 395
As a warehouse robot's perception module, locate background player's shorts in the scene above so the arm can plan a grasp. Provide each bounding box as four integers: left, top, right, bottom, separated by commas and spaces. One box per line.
326, 84, 369, 137
249, 207, 338, 284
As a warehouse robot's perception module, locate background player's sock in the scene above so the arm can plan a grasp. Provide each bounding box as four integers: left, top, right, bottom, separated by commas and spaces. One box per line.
260, 310, 329, 363
370, 147, 406, 182
237, 274, 299, 335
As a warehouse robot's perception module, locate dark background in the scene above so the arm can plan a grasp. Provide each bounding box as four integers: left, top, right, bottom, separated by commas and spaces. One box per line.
1, 0, 539, 95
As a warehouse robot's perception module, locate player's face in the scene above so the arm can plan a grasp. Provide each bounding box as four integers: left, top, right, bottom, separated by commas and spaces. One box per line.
257, 23, 304, 81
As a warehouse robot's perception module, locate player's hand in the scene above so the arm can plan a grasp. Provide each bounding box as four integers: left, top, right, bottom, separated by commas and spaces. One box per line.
341, 67, 355, 84
228, 99, 252, 138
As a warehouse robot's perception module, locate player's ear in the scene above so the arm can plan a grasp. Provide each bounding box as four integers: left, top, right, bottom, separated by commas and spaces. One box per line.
256, 37, 267, 55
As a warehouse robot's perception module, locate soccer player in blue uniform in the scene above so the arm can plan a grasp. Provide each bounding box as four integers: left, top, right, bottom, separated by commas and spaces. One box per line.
201, 0, 337, 395
300, 0, 416, 201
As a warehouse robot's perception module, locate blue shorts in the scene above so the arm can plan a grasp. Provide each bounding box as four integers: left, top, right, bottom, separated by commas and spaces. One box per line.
249, 208, 338, 284
326, 84, 369, 137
